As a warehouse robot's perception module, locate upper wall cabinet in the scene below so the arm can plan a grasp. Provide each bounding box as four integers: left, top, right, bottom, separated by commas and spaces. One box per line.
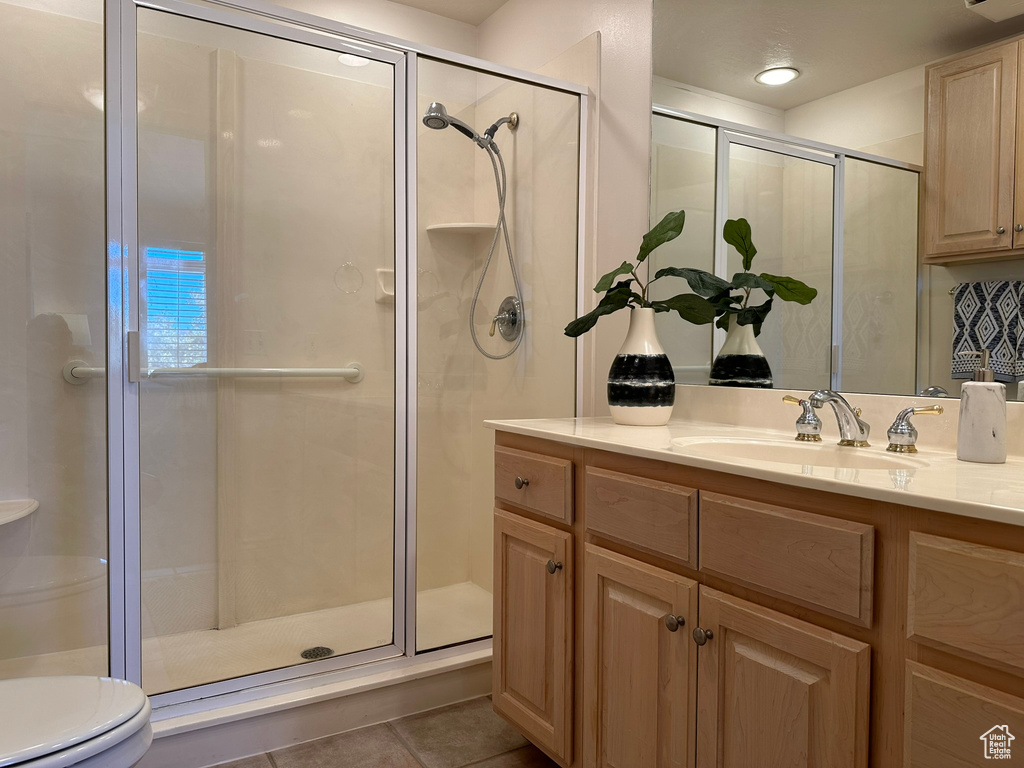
924, 41, 1020, 262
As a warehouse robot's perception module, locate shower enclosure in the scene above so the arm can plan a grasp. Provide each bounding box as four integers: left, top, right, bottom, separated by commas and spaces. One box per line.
0, 0, 583, 708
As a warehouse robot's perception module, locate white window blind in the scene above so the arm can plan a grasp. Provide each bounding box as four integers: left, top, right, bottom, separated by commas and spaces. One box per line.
144, 247, 208, 369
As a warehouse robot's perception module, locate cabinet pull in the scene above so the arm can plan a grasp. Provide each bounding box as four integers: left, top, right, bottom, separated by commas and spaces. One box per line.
514, 476, 529, 490
1016, 224, 1023, 233
692, 627, 714, 646
998, 226, 1007, 234
546, 560, 563, 574
664, 615, 684, 632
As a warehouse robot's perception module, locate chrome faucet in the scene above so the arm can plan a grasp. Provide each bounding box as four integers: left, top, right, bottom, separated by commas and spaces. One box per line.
782, 395, 822, 442
808, 390, 871, 447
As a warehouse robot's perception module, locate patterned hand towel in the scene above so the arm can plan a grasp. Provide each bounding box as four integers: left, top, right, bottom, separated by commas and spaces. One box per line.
952, 280, 1024, 382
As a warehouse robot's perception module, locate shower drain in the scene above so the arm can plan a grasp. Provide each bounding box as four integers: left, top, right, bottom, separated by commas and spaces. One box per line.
300, 646, 334, 660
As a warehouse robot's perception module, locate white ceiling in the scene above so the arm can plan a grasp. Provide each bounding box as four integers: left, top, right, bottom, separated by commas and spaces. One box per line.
386, 0, 507, 26
654, 0, 1024, 110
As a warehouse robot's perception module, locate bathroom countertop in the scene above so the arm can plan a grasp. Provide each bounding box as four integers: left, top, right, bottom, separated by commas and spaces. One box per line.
485, 417, 1024, 528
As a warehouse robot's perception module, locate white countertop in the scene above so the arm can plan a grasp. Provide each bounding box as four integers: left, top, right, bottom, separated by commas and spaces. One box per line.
485, 417, 1024, 527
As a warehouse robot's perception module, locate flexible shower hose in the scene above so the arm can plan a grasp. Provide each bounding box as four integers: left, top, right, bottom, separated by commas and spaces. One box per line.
469, 141, 524, 360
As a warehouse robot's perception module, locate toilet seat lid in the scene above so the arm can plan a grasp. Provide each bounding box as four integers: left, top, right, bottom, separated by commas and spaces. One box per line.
0, 676, 148, 767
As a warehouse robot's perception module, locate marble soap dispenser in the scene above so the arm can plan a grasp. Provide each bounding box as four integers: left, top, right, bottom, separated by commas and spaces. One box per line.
957, 349, 1007, 464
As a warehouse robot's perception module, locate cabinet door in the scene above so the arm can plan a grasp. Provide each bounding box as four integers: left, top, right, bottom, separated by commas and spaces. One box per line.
493, 509, 573, 766
695, 587, 871, 768
905, 661, 1024, 767
583, 545, 698, 768
925, 42, 1017, 257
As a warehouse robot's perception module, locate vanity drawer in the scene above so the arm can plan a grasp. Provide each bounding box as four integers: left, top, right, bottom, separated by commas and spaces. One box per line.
699, 492, 875, 626
584, 466, 698, 569
908, 532, 1024, 674
494, 446, 573, 524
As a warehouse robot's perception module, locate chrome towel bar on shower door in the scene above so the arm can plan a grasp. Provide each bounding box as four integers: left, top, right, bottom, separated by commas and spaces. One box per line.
63, 360, 365, 384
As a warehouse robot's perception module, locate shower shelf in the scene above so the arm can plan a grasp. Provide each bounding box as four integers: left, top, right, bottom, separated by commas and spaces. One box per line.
425, 223, 494, 235
0, 499, 39, 527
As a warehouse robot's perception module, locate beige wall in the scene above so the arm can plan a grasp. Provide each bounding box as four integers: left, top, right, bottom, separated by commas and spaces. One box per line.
653, 76, 785, 132
783, 65, 926, 166
479, 0, 655, 416
271, 0, 478, 56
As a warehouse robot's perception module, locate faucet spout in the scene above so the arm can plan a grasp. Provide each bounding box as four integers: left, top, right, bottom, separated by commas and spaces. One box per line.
808, 389, 871, 447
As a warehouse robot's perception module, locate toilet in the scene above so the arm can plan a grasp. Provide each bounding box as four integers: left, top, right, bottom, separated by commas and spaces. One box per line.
0, 676, 152, 767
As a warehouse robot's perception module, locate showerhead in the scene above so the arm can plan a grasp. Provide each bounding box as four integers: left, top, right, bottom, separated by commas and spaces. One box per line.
422, 101, 480, 142
422, 102, 450, 130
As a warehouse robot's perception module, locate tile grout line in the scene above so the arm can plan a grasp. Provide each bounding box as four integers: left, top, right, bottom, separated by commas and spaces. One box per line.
458, 745, 531, 768
265, 751, 279, 768
386, 720, 431, 768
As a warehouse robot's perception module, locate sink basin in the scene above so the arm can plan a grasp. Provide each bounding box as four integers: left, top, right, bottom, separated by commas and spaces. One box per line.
670, 436, 928, 471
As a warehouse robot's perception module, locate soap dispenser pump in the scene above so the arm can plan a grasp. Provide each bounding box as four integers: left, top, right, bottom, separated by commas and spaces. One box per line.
957, 349, 1007, 464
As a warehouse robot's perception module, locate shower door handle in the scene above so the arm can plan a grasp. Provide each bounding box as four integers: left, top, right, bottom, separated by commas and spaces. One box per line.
127, 331, 142, 384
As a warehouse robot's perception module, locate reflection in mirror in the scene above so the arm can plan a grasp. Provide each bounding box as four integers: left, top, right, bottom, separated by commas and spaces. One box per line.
651, 112, 917, 393
652, 0, 1024, 400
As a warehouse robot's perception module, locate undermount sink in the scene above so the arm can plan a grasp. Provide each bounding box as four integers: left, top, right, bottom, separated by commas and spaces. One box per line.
670, 436, 928, 471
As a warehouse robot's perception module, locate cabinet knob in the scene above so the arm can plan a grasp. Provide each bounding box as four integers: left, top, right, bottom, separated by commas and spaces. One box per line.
998, 226, 1007, 235
546, 560, 563, 574
1015, 224, 1023, 233
514, 476, 529, 490
692, 627, 714, 646
664, 614, 684, 632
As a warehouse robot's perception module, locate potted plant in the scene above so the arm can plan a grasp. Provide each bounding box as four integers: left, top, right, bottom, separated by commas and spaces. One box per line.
564, 211, 816, 425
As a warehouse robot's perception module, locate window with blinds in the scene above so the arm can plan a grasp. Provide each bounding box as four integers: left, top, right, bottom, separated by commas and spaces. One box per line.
144, 247, 208, 369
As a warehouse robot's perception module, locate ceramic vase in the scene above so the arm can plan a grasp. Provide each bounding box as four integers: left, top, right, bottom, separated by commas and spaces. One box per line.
607, 307, 675, 425
709, 316, 773, 388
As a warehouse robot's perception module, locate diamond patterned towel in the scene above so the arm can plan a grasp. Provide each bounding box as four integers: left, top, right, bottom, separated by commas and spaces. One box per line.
952, 281, 1024, 382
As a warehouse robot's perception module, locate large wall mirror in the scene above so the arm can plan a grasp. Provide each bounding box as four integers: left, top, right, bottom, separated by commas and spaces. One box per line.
651, 0, 1024, 400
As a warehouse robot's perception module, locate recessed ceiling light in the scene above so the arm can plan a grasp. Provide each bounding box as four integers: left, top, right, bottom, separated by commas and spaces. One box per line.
338, 53, 370, 67
755, 67, 800, 86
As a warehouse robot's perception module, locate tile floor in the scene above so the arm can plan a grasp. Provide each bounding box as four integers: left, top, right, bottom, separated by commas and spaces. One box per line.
212, 697, 556, 768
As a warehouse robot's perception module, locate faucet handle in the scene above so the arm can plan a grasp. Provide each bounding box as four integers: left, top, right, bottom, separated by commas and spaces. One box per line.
886, 405, 944, 454
783, 395, 823, 443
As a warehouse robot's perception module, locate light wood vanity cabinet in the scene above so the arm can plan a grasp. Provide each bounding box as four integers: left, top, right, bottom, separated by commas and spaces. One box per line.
583, 545, 698, 767
696, 588, 870, 768
491, 432, 1024, 767
492, 509, 574, 764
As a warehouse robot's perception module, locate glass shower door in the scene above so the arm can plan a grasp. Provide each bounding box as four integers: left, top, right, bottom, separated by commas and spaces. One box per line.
131, 5, 402, 695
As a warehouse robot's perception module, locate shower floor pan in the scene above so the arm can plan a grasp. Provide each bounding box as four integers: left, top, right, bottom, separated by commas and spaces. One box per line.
0, 582, 492, 694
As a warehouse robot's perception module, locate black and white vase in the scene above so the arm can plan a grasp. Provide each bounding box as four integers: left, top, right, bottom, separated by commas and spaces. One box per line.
709, 316, 773, 388
607, 307, 675, 426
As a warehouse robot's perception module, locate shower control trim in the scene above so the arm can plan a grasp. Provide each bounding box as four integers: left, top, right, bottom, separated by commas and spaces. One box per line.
491, 296, 523, 342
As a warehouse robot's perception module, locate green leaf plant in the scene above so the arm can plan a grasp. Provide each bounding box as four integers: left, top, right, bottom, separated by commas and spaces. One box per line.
564, 211, 818, 338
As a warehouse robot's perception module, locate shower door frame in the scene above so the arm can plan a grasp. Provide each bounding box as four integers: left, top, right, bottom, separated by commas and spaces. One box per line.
107, 0, 410, 707
104, 0, 590, 711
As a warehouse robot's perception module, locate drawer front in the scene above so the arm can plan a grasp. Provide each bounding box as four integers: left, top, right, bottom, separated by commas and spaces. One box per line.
494, 446, 573, 524
700, 492, 875, 627
905, 661, 1024, 767
908, 532, 1024, 674
585, 466, 698, 568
